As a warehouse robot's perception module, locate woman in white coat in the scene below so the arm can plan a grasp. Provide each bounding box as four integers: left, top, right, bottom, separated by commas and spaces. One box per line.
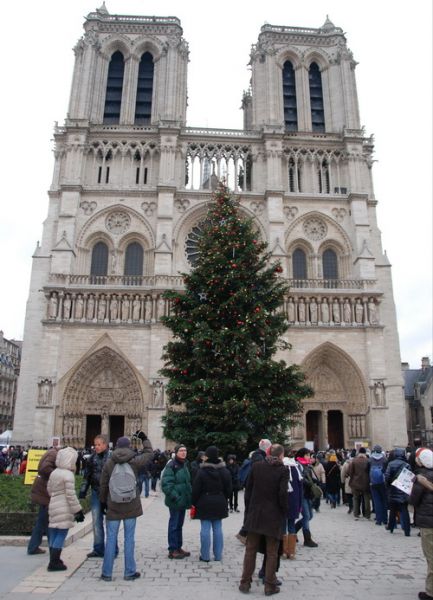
47, 446, 84, 571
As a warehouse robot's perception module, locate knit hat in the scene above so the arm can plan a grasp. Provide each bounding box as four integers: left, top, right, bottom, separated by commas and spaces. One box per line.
373, 445, 382, 453
415, 447, 433, 469
205, 446, 219, 463
116, 436, 131, 448
174, 443, 187, 454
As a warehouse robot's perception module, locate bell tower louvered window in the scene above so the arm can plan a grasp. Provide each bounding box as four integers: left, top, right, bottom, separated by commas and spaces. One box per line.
135, 52, 154, 125
309, 62, 325, 132
90, 242, 109, 277
283, 61, 298, 131
103, 51, 125, 124
322, 249, 338, 279
293, 249, 307, 279
124, 242, 144, 276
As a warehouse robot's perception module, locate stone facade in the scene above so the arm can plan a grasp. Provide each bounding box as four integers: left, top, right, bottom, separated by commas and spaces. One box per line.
0, 331, 21, 434
403, 358, 433, 446
13, 7, 407, 450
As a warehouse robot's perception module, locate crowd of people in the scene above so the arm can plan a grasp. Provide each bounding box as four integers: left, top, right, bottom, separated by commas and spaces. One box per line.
1, 435, 432, 599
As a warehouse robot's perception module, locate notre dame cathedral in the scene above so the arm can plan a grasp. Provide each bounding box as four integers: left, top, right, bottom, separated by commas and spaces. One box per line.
12, 5, 407, 450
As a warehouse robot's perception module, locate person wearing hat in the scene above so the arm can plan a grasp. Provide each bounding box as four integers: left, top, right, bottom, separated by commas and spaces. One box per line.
369, 444, 388, 526
99, 433, 153, 581
161, 443, 192, 559
409, 448, 433, 600
191, 446, 232, 562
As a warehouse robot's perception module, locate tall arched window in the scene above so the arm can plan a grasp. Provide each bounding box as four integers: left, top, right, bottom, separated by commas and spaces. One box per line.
309, 62, 325, 132
322, 249, 338, 280
283, 61, 297, 131
103, 51, 125, 124
135, 52, 154, 124
124, 242, 144, 277
293, 248, 307, 279
90, 242, 109, 278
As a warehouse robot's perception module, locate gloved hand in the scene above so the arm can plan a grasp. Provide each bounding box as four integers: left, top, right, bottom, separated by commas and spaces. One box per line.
100, 502, 107, 515
135, 430, 147, 442
74, 510, 85, 523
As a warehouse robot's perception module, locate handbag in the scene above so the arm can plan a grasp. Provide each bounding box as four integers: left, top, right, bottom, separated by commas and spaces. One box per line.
311, 482, 323, 499
189, 505, 197, 519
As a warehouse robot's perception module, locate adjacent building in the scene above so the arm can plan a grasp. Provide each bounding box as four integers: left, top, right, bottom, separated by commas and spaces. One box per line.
0, 331, 21, 434
13, 6, 407, 450
403, 357, 433, 446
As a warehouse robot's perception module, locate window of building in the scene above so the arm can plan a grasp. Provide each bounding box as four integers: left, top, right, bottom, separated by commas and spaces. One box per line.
124, 242, 144, 276
283, 61, 298, 131
309, 62, 325, 132
103, 51, 125, 124
292, 248, 307, 279
185, 221, 206, 266
90, 242, 109, 278
322, 248, 338, 279
135, 52, 154, 125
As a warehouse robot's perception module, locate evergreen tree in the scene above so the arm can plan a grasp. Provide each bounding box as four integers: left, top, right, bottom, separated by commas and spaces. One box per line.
160, 184, 312, 455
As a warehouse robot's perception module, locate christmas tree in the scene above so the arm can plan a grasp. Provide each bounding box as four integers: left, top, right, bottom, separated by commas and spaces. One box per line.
160, 184, 312, 455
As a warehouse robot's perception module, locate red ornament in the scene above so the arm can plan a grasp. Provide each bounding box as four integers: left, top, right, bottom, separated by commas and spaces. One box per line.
181, 369, 188, 375
274, 265, 283, 273
255, 307, 261, 312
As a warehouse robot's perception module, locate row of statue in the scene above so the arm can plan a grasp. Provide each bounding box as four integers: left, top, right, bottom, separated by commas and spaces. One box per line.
285, 296, 378, 325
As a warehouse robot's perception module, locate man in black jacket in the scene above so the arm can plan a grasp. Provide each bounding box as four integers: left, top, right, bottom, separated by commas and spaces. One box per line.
79, 434, 111, 558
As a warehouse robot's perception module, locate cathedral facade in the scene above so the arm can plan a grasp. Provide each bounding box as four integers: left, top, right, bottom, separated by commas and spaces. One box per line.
13, 6, 407, 450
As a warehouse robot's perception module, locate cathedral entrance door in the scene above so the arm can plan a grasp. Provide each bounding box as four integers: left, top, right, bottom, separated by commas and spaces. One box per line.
328, 410, 344, 448
306, 410, 322, 451
109, 415, 124, 445
86, 415, 102, 448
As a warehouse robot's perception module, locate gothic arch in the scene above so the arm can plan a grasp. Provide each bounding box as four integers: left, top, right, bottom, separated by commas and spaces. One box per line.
285, 210, 353, 255
100, 35, 132, 61
303, 48, 331, 70
60, 345, 146, 445
276, 48, 302, 70
301, 342, 368, 414
132, 37, 164, 62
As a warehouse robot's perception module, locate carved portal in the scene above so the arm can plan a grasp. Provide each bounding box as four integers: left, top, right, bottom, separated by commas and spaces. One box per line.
61, 346, 145, 446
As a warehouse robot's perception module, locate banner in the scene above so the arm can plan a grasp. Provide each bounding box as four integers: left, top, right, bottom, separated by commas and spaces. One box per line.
24, 449, 46, 486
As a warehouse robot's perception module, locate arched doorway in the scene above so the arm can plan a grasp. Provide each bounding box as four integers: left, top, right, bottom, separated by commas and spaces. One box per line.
61, 346, 145, 447
302, 343, 368, 449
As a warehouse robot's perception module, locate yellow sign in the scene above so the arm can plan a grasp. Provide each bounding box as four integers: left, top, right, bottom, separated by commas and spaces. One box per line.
24, 449, 46, 486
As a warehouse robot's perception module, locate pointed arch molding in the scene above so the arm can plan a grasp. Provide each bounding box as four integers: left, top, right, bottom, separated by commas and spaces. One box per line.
301, 342, 368, 414
62, 346, 145, 418
284, 210, 352, 254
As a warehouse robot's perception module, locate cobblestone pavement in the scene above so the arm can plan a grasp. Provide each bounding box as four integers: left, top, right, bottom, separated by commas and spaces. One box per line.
3, 492, 426, 600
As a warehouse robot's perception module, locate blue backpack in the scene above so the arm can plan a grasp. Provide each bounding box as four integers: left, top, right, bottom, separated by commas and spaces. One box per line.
370, 464, 384, 485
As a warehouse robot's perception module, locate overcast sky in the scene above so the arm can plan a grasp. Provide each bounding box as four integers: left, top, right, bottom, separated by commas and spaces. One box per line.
0, 1, 431, 369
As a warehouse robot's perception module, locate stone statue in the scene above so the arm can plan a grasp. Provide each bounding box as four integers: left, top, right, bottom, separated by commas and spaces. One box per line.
63, 294, 72, 320
287, 298, 295, 322
75, 294, 84, 320
355, 298, 363, 324
38, 379, 52, 406
48, 293, 58, 319
132, 295, 141, 321
321, 298, 329, 323
332, 299, 340, 323
87, 295, 95, 320
373, 381, 385, 407
298, 298, 306, 322
98, 295, 107, 320
157, 296, 165, 320
145, 296, 153, 322
368, 299, 378, 324
343, 299, 351, 323
121, 296, 130, 321
110, 296, 118, 321
152, 380, 164, 408
310, 298, 318, 323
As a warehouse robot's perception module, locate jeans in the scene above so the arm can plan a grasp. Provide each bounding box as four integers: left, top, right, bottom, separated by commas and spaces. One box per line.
388, 501, 410, 535
91, 489, 105, 556
286, 518, 296, 534
151, 476, 159, 491
327, 492, 339, 506
168, 509, 186, 551
371, 484, 388, 524
48, 528, 68, 549
200, 519, 223, 561
139, 475, 150, 497
102, 518, 137, 578
301, 497, 313, 532
28, 504, 49, 553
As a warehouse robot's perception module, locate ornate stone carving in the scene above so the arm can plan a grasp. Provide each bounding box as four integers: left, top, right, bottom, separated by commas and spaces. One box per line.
48, 292, 58, 319
372, 381, 386, 407
151, 380, 165, 408
175, 199, 190, 213
141, 201, 157, 216
250, 200, 265, 215
105, 211, 131, 234
80, 201, 97, 215
37, 378, 53, 407
303, 217, 327, 240
332, 207, 346, 222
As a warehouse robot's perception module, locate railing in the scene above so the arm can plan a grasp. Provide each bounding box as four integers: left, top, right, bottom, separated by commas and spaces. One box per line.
48, 274, 184, 288
288, 278, 375, 290
86, 13, 181, 26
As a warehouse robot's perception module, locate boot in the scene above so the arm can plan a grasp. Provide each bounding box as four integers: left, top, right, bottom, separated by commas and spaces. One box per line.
303, 530, 318, 548
287, 534, 297, 559
47, 548, 67, 571
281, 534, 290, 559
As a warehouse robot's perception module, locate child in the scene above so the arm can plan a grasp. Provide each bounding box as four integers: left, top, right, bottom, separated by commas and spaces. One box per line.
47, 446, 84, 571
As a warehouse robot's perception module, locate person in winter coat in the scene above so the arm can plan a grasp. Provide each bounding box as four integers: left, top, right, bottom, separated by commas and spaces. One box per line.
226, 454, 240, 512
99, 434, 153, 581
47, 447, 84, 571
324, 452, 341, 508
191, 446, 232, 562
385, 447, 411, 536
27, 446, 59, 555
295, 448, 319, 548
347, 447, 371, 519
409, 447, 433, 600
310, 453, 325, 512
283, 456, 303, 560
161, 443, 192, 559
341, 451, 355, 514
369, 444, 388, 526
239, 444, 289, 596
78, 434, 111, 558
